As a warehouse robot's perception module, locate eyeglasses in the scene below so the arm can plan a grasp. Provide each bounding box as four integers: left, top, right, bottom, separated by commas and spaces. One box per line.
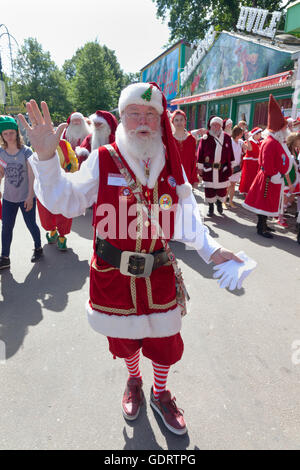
125, 112, 159, 123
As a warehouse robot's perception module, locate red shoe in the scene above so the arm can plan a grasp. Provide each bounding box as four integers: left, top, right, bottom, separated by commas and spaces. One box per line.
277, 219, 288, 227
122, 377, 143, 421
150, 387, 187, 435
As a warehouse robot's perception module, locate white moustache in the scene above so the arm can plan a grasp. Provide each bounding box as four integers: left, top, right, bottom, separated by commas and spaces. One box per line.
128, 126, 155, 137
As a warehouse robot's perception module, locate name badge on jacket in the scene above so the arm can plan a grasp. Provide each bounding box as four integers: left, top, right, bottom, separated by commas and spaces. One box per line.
107, 173, 128, 187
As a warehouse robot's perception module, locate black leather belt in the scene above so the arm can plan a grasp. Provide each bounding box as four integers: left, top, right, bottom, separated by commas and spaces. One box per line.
204, 162, 226, 169
95, 237, 169, 277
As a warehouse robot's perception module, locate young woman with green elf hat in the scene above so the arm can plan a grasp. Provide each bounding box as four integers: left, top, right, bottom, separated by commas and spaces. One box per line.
0, 116, 43, 269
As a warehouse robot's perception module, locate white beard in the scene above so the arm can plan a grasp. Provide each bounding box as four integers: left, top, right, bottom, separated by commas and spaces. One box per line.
66, 121, 91, 147
269, 128, 290, 144
91, 122, 111, 150
115, 123, 165, 188
209, 129, 223, 139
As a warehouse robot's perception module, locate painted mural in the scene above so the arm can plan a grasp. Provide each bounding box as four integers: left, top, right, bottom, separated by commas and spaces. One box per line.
142, 47, 180, 102
181, 32, 293, 97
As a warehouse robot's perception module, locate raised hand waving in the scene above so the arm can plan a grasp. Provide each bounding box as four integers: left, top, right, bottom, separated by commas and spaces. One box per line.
18, 100, 67, 161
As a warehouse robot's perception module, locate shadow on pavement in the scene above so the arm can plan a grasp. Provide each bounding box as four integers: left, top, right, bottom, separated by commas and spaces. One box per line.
0, 246, 89, 359
71, 209, 94, 241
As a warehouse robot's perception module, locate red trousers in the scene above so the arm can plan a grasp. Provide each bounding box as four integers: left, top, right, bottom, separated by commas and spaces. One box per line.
107, 333, 184, 366
37, 200, 72, 236
204, 187, 227, 203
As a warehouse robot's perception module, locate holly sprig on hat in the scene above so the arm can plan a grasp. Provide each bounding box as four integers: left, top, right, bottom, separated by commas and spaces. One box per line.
141, 85, 153, 102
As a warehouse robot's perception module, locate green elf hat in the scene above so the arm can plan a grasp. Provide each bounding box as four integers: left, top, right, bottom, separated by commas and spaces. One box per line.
0, 116, 18, 133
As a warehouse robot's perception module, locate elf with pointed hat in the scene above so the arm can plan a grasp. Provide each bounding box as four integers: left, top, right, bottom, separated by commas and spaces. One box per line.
23, 83, 252, 436
243, 95, 293, 238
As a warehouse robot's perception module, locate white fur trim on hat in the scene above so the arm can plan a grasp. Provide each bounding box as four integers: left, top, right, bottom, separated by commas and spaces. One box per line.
226, 119, 233, 126
119, 83, 164, 115
90, 114, 107, 124
250, 128, 262, 136
70, 112, 84, 121
210, 117, 223, 126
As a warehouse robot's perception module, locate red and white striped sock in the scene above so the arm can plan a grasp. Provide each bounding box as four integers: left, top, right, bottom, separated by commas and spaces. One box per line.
124, 350, 142, 380
152, 362, 170, 400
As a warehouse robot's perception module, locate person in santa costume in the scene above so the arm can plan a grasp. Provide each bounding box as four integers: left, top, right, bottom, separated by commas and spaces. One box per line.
20, 84, 255, 436
239, 127, 262, 195
223, 118, 233, 136
197, 116, 234, 216
76, 110, 118, 169
282, 132, 300, 237
171, 109, 198, 187
243, 94, 293, 238
36, 139, 78, 251
62, 112, 91, 151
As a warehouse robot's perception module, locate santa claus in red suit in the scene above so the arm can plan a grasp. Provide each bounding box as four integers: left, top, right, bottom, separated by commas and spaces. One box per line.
197, 116, 234, 216
25, 83, 251, 436
171, 109, 198, 186
239, 127, 262, 195
61, 112, 91, 151
76, 110, 118, 169
243, 94, 293, 238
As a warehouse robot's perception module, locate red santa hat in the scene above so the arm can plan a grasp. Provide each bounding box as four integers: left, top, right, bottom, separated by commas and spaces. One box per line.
222, 118, 232, 130
207, 115, 223, 129
171, 109, 187, 123
267, 94, 287, 132
118, 82, 191, 199
249, 127, 262, 136
66, 112, 85, 125
90, 110, 118, 144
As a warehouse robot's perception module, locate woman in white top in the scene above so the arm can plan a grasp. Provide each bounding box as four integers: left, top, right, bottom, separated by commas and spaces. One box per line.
226, 126, 247, 208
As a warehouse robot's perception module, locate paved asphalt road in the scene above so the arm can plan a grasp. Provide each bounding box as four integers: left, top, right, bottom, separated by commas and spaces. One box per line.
0, 188, 299, 450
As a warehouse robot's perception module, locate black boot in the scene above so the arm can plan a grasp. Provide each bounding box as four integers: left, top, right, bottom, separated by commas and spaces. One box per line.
216, 200, 223, 215
207, 203, 214, 217
297, 228, 300, 245
257, 215, 273, 238
31, 247, 44, 263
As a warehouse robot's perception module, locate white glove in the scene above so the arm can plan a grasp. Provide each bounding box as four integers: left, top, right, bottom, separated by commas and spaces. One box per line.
213, 251, 257, 290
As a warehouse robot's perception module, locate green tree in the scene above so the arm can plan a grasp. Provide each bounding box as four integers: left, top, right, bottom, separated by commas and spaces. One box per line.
12, 38, 72, 122
153, 0, 291, 42
63, 41, 138, 115
69, 41, 119, 115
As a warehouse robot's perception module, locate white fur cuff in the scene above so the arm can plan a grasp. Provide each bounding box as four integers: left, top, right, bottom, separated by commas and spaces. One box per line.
75, 147, 90, 157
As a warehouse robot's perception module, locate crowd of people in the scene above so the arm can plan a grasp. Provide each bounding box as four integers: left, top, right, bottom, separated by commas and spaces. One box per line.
0, 83, 297, 437
172, 95, 300, 243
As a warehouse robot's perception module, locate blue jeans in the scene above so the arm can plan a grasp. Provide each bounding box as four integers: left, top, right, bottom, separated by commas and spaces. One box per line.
1, 198, 41, 257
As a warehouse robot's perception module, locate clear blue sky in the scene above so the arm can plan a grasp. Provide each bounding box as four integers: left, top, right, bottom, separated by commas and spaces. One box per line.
0, 0, 170, 75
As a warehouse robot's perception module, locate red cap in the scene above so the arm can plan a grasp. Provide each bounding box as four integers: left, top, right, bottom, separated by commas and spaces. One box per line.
267, 95, 287, 132
250, 127, 262, 136
222, 118, 232, 130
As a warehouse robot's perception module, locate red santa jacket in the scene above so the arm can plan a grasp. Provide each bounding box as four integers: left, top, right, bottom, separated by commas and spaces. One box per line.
239, 139, 261, 194
197, 132, 234, 188
174, 133, 198, 185
89, 143, 180, 317
243, 136, 292, 216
